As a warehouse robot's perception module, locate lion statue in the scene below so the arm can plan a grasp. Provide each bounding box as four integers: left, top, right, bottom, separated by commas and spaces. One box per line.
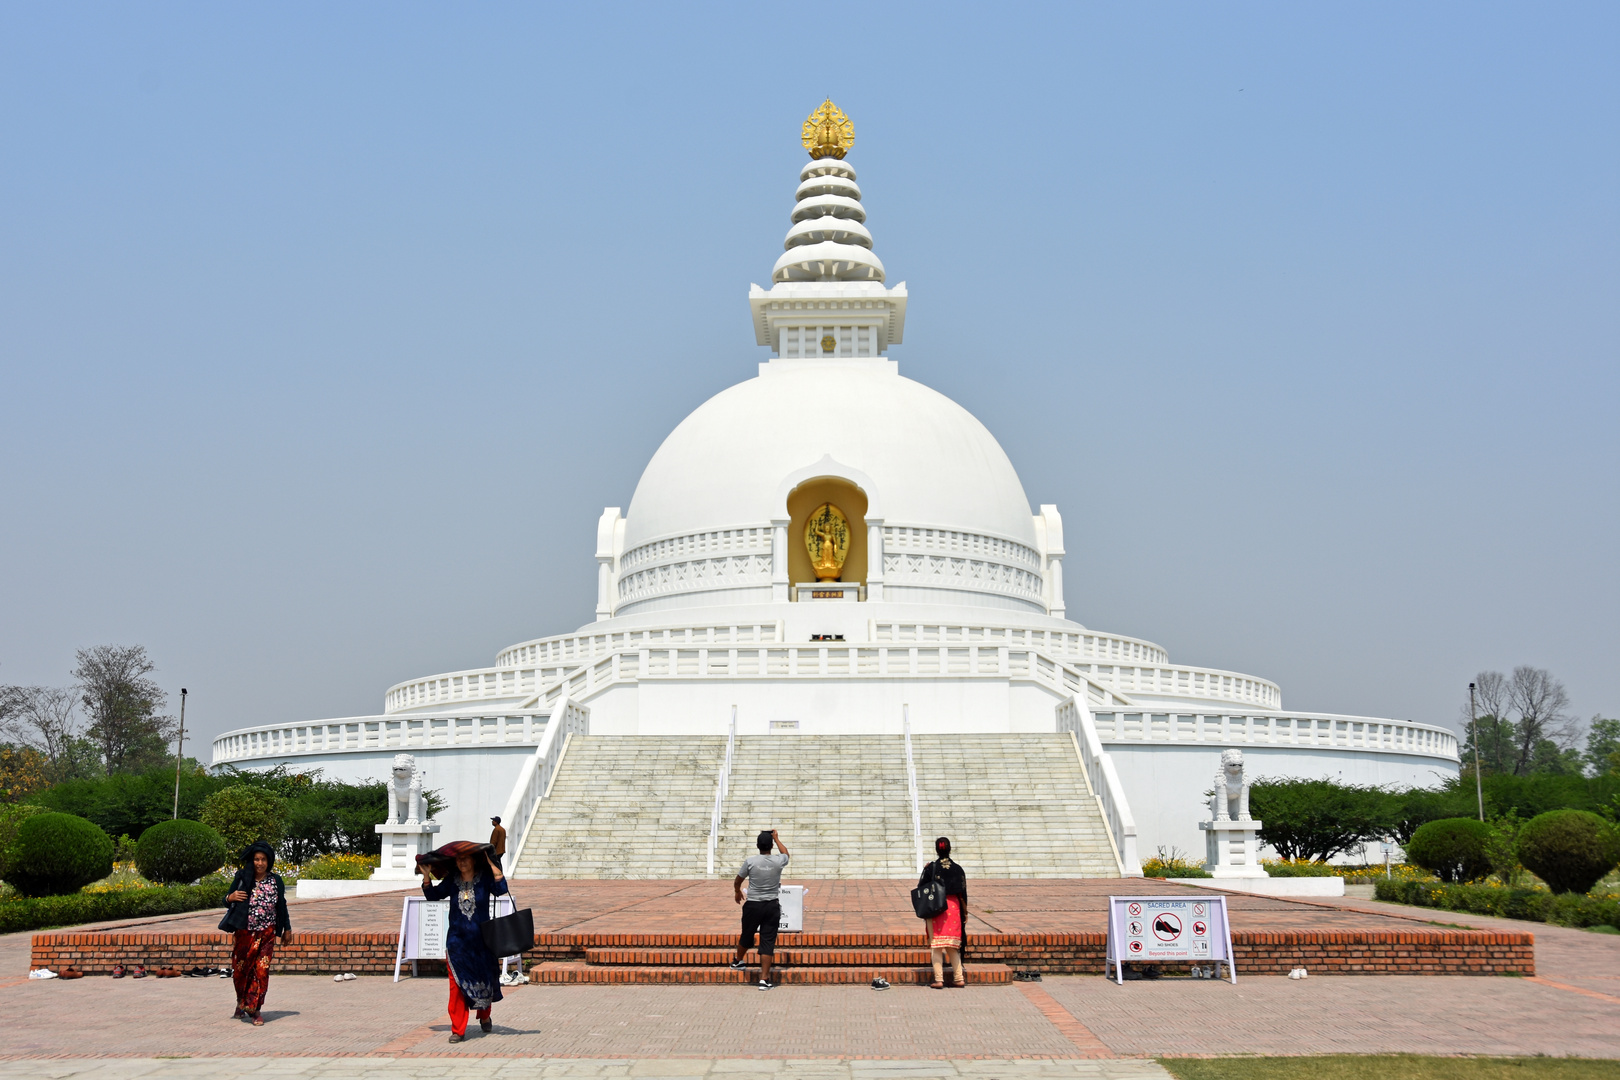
1209, 748, 1251, 822
385, 753, 426, 825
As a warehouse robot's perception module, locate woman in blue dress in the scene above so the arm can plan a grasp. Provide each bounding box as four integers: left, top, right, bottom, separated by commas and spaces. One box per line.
416, 840, 508, 1043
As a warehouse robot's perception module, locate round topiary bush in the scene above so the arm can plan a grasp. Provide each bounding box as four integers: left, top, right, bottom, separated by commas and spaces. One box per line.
3, 812, 114, 896
135, 819, 227, 885
1514, 810, 1620, 895
1405, 818, 1493, 883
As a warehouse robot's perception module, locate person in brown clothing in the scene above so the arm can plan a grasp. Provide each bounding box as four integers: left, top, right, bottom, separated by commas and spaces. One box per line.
489, 816, 506, 868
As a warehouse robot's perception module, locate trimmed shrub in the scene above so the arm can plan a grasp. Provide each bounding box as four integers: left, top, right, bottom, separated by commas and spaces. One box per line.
1514, 810, 1620, 895
135, 819, 226, 884
1405, 818, 1492, 883
0, 877, 229, 934
198, 784, 286, 858
1264, 859, 1340, 877
301, 852, 378, 880
3, 812, 114, 896
0, 803, 50, 880
1374, 877, 1620, 930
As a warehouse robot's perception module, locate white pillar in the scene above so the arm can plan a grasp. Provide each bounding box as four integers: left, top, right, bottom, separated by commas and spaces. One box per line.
771, 519, 790, 602
866, 520, 884, 601
1039, 504, 1066, 618
595, 507, 623, 619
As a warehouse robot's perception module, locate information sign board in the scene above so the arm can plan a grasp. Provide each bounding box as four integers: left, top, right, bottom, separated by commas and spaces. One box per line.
393, 892, 517, 982
1105, 895, 1235, 984
777, 885, 806, 932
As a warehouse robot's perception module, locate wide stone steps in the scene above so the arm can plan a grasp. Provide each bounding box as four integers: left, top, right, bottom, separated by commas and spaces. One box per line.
584, 947, 936, 966
514, 735, 724, 879
513, 732, 1120, 879
532, 949, 1011, 985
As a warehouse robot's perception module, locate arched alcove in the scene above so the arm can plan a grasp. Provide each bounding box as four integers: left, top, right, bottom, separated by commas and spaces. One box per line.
786, 477, 869, 586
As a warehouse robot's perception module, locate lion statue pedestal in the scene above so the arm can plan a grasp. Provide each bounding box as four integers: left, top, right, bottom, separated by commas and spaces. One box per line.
1199, 749, 1267, 879
372, 753, 440, 881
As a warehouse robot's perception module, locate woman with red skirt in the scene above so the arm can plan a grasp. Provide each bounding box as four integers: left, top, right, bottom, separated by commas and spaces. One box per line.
918, 836, 968, 988
416, 841, 508, 1043
220, 841, 291, 1025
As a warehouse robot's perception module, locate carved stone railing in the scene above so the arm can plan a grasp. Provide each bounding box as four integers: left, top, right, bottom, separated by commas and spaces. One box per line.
1089, 710, 1459, 761
1056, 697, 1142, 877
501, 696, 590, 873
212, 712, 548, 764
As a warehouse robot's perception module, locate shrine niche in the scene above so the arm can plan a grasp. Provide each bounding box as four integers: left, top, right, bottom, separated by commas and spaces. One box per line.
786, 476, 868, 587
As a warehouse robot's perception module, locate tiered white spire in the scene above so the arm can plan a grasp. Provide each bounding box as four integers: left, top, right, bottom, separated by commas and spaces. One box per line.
748, 100, 906, 357
770, 100, 885, 284
772, 157, 886, 283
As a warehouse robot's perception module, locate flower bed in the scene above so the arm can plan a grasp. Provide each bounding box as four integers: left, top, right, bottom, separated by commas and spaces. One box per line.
1375, 878, 1620, 929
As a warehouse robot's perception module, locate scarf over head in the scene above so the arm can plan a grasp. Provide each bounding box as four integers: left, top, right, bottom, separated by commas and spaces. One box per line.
242, 840, 277, 873
416, 840, 495, 879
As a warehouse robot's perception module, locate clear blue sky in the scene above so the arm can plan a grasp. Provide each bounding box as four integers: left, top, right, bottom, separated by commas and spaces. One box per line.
1, 3, 1615, 751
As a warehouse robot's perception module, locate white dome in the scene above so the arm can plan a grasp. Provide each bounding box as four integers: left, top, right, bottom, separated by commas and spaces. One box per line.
624, 360, 1038, 551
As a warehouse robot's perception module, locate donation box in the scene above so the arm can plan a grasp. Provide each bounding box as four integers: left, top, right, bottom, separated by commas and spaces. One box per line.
777, 885, 806, 932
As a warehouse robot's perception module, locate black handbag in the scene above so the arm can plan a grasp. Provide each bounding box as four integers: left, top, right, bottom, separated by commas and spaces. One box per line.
218, 870, 248, 932
911, 865, 948, 920
481, 885, 535, 959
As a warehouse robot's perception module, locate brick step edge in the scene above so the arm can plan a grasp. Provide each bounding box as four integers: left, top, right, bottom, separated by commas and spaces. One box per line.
530, 962, 1013, 985
584, 949, 936, 966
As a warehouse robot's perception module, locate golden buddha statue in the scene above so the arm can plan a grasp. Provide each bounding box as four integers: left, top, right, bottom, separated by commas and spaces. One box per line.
805, 503, 851, 580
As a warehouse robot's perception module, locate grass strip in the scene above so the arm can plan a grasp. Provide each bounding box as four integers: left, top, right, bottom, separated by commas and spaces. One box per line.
1159, 1055, 1620, 1080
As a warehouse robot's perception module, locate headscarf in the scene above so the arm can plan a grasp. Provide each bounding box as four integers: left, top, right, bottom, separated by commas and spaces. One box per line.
415, 840, 494, 880
242, 840, 277, 874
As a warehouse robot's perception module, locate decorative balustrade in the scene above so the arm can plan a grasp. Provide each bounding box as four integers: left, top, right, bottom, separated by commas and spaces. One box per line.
212, 712, 548, 764
1055, 698, 1142, 877
501, 696, 591, 872
872, 624, 1169, 666
1089, 710, 1459, 760
492, 622, 783, 670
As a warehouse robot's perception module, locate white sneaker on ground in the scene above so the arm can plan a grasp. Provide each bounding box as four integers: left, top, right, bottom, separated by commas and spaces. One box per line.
28, 969, 57, 980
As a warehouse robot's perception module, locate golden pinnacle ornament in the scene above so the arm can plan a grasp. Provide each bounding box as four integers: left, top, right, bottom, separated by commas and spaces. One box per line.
802, 99, 854, 160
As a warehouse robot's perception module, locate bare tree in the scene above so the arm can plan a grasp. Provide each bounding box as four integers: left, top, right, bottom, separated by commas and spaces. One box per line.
6, 686, 83, 769
73, 645, 174, 776
1507, 665, 1576, 774
1461, 671, 1515, 773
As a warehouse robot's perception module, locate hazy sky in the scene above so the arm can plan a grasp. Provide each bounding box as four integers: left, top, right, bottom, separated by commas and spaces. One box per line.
2, 4, 1615, 754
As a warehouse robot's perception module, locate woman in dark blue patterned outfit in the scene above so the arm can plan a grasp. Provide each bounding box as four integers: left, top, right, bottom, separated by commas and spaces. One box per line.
416, 841, 508, 1043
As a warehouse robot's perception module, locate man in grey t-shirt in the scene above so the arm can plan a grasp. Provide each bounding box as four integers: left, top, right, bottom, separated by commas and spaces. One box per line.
732, 829, 790, 990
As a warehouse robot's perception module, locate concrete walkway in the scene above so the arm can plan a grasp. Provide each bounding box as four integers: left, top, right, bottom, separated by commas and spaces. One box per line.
0, 1060, 1173, 1080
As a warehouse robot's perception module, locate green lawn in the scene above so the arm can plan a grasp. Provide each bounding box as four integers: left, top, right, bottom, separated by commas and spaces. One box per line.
1159, 1056, 1620, 1080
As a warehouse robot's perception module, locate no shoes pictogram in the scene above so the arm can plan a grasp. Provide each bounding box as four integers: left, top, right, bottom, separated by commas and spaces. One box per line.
1193, 920, 1208, 936
1151, 912, 1183, 941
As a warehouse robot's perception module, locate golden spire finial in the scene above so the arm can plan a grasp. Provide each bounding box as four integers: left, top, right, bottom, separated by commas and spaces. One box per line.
802, 99, 854, 160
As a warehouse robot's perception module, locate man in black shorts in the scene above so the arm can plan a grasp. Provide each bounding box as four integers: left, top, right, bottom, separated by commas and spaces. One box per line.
732, 829, 790, 990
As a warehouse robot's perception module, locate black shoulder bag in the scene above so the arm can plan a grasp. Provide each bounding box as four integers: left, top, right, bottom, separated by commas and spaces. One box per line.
911, 863, 948, 920
481, 878, 535, 959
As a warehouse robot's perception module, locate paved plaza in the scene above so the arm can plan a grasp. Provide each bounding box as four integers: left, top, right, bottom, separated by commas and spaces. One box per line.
4, 889, 1620, 1072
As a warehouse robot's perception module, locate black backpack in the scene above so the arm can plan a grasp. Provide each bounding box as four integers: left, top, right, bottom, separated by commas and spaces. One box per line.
911, 863, 948, 919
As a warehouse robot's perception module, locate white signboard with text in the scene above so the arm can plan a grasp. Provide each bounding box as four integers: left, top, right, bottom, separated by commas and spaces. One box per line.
1105, 895, 1235, 984
393, 893, 515, 982
777, 885, 805, 932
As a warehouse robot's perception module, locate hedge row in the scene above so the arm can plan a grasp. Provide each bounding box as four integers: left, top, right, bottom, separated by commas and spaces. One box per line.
1375, 877, 1620, 929
0, 877, 230, 935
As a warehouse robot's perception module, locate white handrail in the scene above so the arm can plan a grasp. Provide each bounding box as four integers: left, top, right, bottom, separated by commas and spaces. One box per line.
1057, 696, 1142, 876
501, 695, 590, 876
904, 705, 923, 874
706, 706, 737, 874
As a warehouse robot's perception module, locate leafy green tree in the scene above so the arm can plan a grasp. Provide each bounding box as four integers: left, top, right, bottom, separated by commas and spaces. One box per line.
72, 645, 174, 776
199, 784, 287, 859
1250, 777, 1395, 861
1585, 718, 1620, 777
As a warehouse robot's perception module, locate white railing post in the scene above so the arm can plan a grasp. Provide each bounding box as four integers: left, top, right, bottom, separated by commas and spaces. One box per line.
707, 706, 737, 875
904, 705, 923, 873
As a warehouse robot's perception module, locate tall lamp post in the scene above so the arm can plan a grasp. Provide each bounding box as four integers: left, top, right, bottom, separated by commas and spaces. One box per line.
1469, 681, 1484, 822
172, 688, 188, 820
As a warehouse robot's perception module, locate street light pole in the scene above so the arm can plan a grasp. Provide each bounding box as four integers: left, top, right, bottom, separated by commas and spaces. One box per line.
1469, 681, 1484, 822
172, 688, 187, 820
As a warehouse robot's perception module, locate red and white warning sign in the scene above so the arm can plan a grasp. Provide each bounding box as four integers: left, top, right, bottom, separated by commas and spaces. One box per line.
1106, 894, 1235, 984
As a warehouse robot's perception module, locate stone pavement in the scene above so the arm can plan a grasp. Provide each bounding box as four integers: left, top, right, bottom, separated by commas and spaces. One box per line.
0, 1060, 1173, 1080
3, 889, 1617, 1064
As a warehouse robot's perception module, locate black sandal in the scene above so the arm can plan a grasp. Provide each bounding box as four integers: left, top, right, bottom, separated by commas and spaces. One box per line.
480, 1018, 492, 1033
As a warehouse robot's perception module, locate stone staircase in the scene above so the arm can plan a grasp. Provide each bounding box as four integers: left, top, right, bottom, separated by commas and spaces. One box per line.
529, 934, 1013, 985
715, 735, 916, 878
914, 733, 1121, 878
512, 735, 725, 879
511, 732, 1120, 880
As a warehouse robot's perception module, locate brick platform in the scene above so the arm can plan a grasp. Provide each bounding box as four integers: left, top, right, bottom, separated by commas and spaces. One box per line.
29, 877, 1535, 980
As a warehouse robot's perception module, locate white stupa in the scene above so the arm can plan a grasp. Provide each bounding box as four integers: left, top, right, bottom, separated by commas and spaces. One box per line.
215, 102, 1459, 876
